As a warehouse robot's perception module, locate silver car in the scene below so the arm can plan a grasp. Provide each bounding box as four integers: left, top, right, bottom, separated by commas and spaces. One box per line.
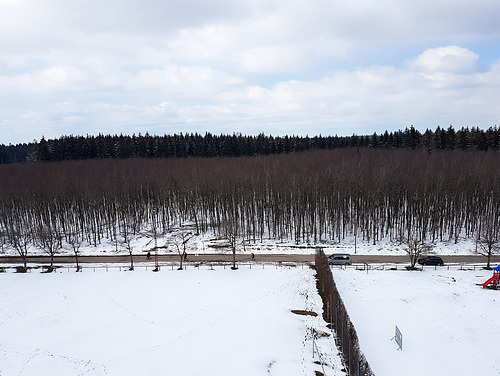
328, 253, 352, 265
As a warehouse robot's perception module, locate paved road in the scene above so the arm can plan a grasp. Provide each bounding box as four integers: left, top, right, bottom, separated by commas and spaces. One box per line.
1, 253, 499, 264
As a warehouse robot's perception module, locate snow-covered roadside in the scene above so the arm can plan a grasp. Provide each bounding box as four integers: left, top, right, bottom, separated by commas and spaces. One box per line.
0, 266, 345, 376
0, 229, 483, 258
333, 267, 500, 376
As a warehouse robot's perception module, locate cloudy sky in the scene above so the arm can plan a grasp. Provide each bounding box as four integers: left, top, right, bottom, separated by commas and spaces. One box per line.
1, 0, 500, 144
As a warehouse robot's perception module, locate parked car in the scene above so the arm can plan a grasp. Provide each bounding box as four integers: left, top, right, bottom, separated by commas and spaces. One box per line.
328, 253, 352, 265
417, 256, 444, 266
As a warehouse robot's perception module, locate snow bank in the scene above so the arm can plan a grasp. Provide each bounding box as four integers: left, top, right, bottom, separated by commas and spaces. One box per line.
0, 226, 482, 258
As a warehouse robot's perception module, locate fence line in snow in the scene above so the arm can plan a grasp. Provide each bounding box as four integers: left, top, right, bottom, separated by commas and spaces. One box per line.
0, 261, 311, 274
332, 262, 491, 272
316, 249, 375, 376
1, 260, 491, 274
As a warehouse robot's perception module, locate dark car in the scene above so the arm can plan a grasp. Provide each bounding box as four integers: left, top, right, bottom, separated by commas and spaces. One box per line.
417, 256, 444, 266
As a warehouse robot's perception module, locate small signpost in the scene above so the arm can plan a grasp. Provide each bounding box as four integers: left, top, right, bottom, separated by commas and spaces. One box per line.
392, 325, 403, 350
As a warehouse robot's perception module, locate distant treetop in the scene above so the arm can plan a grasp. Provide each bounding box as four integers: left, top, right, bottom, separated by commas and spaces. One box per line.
0, 125, 499, 164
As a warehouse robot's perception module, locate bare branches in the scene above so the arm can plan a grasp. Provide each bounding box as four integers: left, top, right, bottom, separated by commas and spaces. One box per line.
476, 210, 500, 268
170, 231, 193, 270
36, 224, 62, 270
67, 231, 83, 271
221, 220, 244, 270
399, 234, 434, 269
6, 226, 32, 270
0, 148, 499, 268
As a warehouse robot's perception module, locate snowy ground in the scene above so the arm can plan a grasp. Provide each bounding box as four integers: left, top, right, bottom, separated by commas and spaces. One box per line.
1, 227, 498, 376
0, 265, 345, 376
0, 227, 484, 258
333, 267, 500, 376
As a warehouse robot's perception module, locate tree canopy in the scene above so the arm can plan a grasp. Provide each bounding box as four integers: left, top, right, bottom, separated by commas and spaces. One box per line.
1, 126, 500, 164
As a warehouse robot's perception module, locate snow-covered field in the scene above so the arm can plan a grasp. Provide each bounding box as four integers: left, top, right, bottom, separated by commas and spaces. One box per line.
0, 266, 345, 376
334, 267, 500, 376
2, 229, 499, 376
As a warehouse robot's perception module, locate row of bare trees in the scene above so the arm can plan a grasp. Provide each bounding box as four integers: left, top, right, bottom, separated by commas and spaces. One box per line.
1, 148, 499, 265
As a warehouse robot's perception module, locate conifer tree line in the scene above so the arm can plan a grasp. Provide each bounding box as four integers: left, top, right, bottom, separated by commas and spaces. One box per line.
1, 148, 499, 260
1, 125, 500, 164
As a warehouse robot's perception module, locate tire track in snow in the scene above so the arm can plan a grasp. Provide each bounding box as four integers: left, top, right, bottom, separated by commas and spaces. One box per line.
95, 271, 294, 326
100, 272, 297, 366
0, 343, 106, 376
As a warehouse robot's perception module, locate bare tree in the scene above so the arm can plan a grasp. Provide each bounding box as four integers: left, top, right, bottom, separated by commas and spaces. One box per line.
7, 227, 32, 271
476, 237, 499, 269
119, 223, 135, 271
399, 233, 433, 269
0, 230, 6, 253
221, 220, 244, 270
476, 213, 500, 269
171, 231, 193, 270
67, 231, 84, 272
36, 224, 62, 271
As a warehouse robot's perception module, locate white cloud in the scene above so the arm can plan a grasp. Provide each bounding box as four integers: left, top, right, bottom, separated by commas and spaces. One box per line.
2, 47, 500, 143
239, 45, 309, 74
409, 46, 479, 74
125, 65, 244, 95
0, 63, 244, 99
205, 53, 500, 135
1, 1, 500, 144
0, 65, 90, 93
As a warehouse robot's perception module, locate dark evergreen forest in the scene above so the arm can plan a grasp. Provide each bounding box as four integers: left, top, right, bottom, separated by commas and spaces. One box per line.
1, 125, 500, 164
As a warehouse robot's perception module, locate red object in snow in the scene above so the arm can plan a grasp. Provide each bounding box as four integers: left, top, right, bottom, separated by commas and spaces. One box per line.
481, 269, 500, 288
